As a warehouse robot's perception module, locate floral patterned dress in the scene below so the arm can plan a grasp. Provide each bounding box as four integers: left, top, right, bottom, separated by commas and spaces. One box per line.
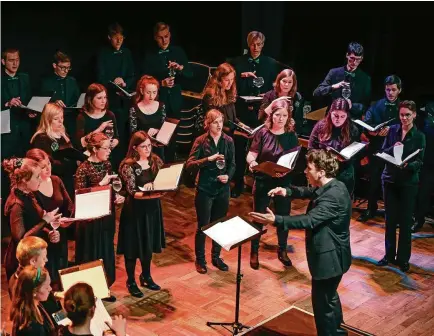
74, 160, 116, 286
117, 161, 165, 259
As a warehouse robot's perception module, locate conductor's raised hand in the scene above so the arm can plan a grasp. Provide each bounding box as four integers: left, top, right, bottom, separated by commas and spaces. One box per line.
208, 152, 224, 162
249, 207, 275, 226
99, 173, 118, 186
268, 187, 287, 197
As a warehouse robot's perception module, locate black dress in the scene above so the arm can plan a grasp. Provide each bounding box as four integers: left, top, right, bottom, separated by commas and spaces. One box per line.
117, 162, 165, 259
129, 102, 166, 160
74, 160, 116, 286
34, 175, 74, 286
12, 303, 56, 336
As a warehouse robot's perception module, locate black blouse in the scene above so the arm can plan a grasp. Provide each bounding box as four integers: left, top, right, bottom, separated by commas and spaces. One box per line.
129, 102, 166, 135
75, 110, 119, 149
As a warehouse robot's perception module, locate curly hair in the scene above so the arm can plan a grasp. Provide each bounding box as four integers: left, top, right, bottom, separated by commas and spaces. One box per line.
204, 63, 237, 107
2, 157, 40, 189
306, 149, 339, 178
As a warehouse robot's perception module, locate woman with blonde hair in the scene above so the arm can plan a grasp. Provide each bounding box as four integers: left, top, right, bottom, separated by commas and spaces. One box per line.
2, 157, 62, 281
186, 109, 236, 274
246, 99, 299, 269
10, 266, 56, 336
202, 63, 250, 197
258, 69, 305, 130
30, 103, 85, 196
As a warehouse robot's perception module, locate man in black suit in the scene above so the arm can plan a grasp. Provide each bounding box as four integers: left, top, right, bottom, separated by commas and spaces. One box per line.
250, 149, 352, 336
313, 42, 371, 120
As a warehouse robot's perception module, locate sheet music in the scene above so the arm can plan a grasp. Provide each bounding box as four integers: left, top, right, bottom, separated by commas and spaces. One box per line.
375, 148, 420, 166
139, 163, 184, 191
1, 110, 11, 134
251, 123, 265, 134
110, 81, 136, 97
402, 149, 421, 164
155, 121, 178, 145
59, 263, 110, 299
75, 188, 111, 219
393, 144, 404, 164
54, 299, 111, 334
376, 152, 399, 165
203, 216, 260, 251
239, 96, 263, 102
339, 142, 366, 160
353, 119, 393, 132
22, 96, 51, 113
76, 93, 86, 108
277, 151, 298, 170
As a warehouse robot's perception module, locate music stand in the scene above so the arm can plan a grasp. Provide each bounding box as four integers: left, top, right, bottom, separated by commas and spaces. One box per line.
202, 215, 267, 335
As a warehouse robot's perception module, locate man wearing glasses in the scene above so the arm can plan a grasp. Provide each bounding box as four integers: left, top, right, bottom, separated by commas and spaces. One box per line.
313, 42, 371, 119
40, 50, 80, 135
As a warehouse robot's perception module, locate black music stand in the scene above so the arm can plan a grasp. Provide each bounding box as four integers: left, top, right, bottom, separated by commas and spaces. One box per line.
202, 215, 267, 335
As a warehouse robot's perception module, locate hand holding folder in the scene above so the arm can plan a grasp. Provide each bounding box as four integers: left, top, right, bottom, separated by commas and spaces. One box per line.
252, 146, 301, 178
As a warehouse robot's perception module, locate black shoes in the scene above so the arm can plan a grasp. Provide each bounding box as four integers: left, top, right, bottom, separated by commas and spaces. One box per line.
358, 210, 375, 222
399, 262, 410, 273
411, 218, 425, 233
195, 261, 207, 274
250, 252, 259, 270
277, 249, 293, 267
127, 281, 144, 298
231, 189, 242, 198
377, 256, 393, 266
102, 295, 117, 302
212, 258, 229, 271
139, 274, 161, 291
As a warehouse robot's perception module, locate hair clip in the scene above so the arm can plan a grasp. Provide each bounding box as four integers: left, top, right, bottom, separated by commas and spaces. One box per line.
15, 158, 23, 169
33, 267, 42, 285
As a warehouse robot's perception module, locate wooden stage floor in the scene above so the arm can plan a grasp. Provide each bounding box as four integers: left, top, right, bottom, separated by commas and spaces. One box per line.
1, 185, 434, 335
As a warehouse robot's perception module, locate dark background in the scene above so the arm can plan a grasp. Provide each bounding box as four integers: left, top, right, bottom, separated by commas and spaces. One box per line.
2, 1, 434, 107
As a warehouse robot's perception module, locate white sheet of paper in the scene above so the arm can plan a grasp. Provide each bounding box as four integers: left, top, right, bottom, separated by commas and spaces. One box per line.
353, 118, 393, 132
239, 96, 263, 101
402, 149, 421, 164
375, 152, 398, 165
139, 163, 184, 191
25, 96, 51, 112
203, 216, 260, 251
277, 151, 298, 169
60, 263, 110, 299
251, 123, 265, 134
393, 144, 404, 164
155, 121, 178, 145
76, 93, 85, 108
1, 110, 11, 134
340, 142, 366, 160
75, 188, 111, 219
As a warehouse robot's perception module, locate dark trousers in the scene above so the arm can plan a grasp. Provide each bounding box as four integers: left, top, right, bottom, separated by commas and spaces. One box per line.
251, 178, 291, 252
337, 164, 355, 197
366, 156, 385, 213
414, 167, 434, 223
312, 275, 347, 336
383, 181, 418, 264
195, 188, 230, 263
233, 133, 249, 191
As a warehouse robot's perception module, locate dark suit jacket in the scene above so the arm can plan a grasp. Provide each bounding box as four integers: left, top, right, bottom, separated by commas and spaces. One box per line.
313, 66, 371, 119
274, 179, 352, 280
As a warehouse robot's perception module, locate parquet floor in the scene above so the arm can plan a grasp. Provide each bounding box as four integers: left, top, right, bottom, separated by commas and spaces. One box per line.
1, 185, 434, 335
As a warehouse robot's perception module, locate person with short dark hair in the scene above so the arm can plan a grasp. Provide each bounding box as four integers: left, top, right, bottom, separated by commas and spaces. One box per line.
250, 149, 352, 336
97, 22, 135, 158
358, 75, 402, 222
313, 42, 371, 119
186, 110, 236, 274
40, 50, 80, 136
377, 101, 426, 272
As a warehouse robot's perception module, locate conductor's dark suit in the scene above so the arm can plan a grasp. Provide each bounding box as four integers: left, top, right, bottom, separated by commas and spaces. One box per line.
274, 179, 352, 336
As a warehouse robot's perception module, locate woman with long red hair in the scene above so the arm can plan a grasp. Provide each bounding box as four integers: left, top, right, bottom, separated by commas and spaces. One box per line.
129, 75, 166, 160
118, 131, 165, 297
308, 98, 361, 194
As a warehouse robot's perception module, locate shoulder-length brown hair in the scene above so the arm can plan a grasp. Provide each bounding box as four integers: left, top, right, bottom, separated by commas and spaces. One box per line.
134, 75, 160, 105
319, 98, 351, 145
10, 266, 50, 331
265, 99, 294, 132
120, 131, 163, 176
204, 62, 237, 107
274, 69, 298, 98
83, 83, 109, 113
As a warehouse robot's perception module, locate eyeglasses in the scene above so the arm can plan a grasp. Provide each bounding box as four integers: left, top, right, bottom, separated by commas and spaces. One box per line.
347, 56, 363, 63
57, 65, 72, 72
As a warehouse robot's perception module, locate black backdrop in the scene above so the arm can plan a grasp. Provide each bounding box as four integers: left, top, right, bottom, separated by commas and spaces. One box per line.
2, 1, 433, 106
